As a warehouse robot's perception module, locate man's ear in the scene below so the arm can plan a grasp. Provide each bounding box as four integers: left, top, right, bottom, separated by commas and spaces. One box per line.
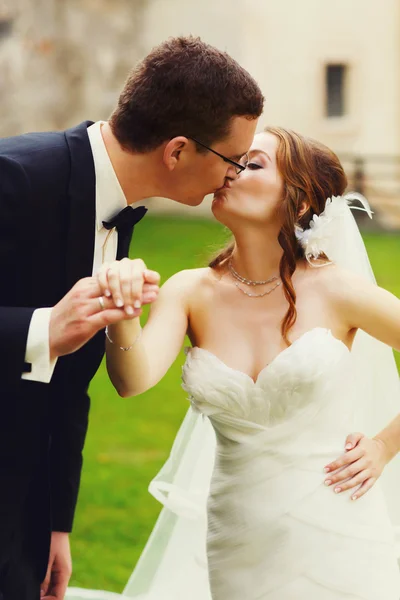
163, 136, 190, 171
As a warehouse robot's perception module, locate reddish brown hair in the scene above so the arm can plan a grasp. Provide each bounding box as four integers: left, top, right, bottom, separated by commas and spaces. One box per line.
210, 126, 348, 345
110, 36, 264, 153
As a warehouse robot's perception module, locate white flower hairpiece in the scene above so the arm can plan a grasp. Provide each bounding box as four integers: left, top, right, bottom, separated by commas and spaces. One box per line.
294, 192, 373, 263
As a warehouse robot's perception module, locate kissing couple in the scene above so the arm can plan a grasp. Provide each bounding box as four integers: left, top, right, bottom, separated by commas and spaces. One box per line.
1, 35, 400, 600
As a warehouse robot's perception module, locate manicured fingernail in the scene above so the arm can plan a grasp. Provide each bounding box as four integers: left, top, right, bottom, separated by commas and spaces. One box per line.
126, 306, 134, 315
324, 467, 330, 473
334, 487, 341, 493
105, 289, 111, 297
134, 300, 141, 309
345, 443, 352, 450
325, 479, 332, 486
116, 299, 123, 308
351, 495, 357, 501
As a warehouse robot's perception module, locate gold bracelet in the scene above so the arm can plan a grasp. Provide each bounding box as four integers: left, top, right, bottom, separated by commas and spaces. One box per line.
105, 326, 142, 351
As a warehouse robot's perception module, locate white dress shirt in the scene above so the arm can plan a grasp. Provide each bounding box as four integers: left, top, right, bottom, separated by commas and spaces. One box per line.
22, 120, 135, 383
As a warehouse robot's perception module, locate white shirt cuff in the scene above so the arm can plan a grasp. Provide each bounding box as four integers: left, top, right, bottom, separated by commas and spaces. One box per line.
22, 307, 58, 383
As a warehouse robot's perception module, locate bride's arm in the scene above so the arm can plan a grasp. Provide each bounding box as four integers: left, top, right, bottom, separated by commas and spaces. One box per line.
322, 267, 400, 499
335, 268, 400, 352
106, 269, 194, 397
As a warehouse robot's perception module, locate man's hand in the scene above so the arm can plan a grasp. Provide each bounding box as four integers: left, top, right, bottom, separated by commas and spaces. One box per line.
49, 276, 158, 361
97, 258, 160, 314
324, 432, 389, 500
41, 532, 72, 599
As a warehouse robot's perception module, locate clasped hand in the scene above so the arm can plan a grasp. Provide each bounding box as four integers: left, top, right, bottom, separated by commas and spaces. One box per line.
49, 258, 160, 360
97, 257, 160, 314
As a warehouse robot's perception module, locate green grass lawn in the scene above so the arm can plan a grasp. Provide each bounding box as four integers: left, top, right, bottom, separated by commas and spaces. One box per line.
69, 217, 400, 592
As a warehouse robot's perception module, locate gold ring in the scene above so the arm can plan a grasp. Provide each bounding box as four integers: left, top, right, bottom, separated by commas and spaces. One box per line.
98, 296, 106, 311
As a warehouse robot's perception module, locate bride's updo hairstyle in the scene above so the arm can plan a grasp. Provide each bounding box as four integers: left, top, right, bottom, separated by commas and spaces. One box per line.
210, 126, 348, 345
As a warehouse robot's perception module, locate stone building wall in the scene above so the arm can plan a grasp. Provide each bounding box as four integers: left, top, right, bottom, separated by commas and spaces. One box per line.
0, 0, 399, 223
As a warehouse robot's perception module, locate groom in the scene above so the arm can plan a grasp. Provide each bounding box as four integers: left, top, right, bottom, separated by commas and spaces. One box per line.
0, 36, 263, 600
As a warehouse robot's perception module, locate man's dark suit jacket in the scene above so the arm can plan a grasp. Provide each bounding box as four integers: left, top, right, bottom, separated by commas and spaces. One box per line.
0, 120, 108, 581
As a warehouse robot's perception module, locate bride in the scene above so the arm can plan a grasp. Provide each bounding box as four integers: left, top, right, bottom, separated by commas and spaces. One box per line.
70, 127, 400, 599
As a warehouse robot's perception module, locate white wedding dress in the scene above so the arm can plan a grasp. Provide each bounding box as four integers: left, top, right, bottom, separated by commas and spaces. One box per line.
179, 327, 400, 600
68, 326, 400, 600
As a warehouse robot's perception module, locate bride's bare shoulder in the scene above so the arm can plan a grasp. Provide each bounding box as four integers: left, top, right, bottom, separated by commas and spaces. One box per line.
161, 267, 217, 296
301, 260, 367, 298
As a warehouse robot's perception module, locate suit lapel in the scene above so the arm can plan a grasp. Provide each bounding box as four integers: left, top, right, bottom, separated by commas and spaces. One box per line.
64, 121, 96, 292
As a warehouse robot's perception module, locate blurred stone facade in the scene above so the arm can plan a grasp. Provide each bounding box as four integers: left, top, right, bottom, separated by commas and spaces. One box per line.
0, 0, 399, 225
0, 0, 148, 134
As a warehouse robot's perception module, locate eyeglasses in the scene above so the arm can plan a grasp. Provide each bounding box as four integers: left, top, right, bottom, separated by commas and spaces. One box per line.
188, 136, 249, 174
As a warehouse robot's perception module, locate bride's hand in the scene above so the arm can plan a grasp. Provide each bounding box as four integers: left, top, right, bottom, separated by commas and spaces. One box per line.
97, 258, 160, 315
323, 432, 390, 500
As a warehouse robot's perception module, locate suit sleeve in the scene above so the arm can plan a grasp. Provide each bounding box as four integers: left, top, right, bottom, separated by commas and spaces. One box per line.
49, 386, 91, 532
0, 156, 39, 390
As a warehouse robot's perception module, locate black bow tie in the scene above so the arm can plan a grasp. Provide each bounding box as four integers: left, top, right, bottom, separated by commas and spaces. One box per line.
102, 205, 148, 231
102, 205, 148, 259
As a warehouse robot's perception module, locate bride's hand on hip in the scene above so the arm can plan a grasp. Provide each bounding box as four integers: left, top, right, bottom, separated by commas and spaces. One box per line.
97, 258, 160, 315
323, 432, 390, 500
